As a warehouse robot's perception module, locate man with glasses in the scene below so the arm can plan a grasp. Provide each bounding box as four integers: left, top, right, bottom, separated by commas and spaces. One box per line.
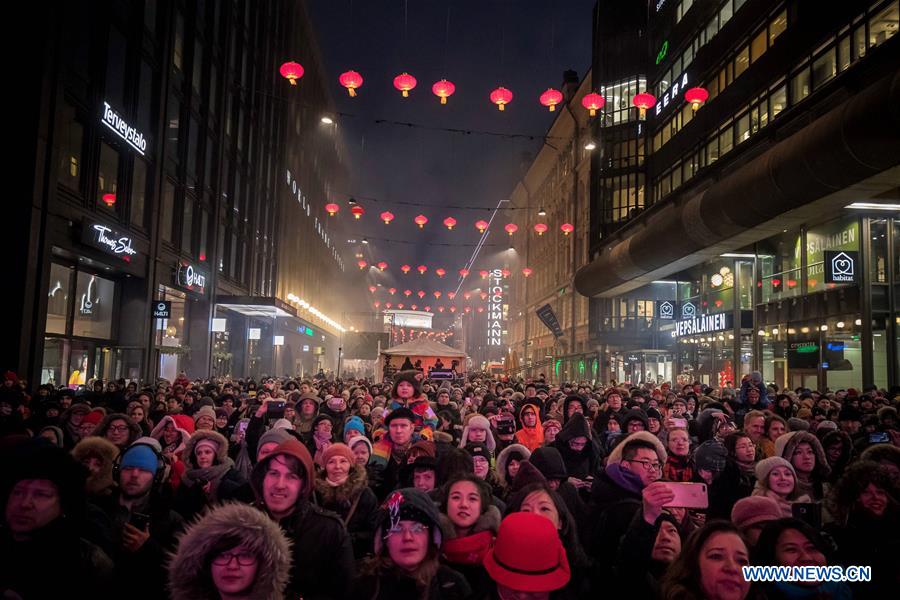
587, 431, 668, 584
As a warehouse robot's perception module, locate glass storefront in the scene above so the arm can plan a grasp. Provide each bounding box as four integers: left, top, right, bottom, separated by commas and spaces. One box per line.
155, 286, 188, 382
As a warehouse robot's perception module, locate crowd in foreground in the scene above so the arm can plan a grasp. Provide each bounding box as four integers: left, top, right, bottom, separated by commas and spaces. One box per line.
1, 368, 899, 599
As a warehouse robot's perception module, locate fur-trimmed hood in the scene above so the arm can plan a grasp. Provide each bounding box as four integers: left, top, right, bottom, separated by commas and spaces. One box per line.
182, 429, 230, 468
607, 430, 668, 465
775, 431, 831, 480
495, 444, 532, 487
314, 463, 369, 507
72, 435, 119, 495
168, 502, 292, 600
439, 504, 502, 540
150, 415, 192, 455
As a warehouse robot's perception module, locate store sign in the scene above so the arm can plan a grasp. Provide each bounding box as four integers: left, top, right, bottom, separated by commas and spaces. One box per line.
101, 101, 148, 155
824, 251, 858, 284
79, 275, 99, 315
806, 217, 858, 286
673, 311, 730, 338
536, 304, 564, 338
82, 222, 138, 262
654, 72, 689, 117
176, 262, 208, 294
656, 40, 669, 65
658, 301, 676, 320
152, 301, 171, 319
681, 301, 696, 320
487, 269, 504, 347
625, 353, 642, 363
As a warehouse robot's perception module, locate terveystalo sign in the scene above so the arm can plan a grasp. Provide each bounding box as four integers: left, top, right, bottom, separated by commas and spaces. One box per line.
101, 101, 148, 155
824, 251, 858, 284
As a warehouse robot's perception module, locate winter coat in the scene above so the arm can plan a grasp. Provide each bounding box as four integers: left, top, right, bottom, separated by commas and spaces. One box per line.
551, 414, 601, 479
71, 435, 119, 498
168, 502, 292, 600
174, 430, 247, 520
588, 464, 645, 586
314, 463, 379, 559
352, 563, 471, 600
825, 508, 900, 600
614, 509, 672, 599
514, 403, 544, 451
439, 505, 501, 600
707, 459, 754, 520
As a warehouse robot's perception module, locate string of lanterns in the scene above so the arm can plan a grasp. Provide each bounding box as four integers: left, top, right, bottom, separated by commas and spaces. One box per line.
362, 262, 534, 278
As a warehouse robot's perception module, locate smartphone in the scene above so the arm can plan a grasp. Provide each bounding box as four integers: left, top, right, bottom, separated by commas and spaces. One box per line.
671, 418, 688, 429
868, 432, 890, 444
248, 390, 257, 398
792, 502, 822, 529
660, 482, 708, 509
129, 511, 151, 530
267, 400, 286, 420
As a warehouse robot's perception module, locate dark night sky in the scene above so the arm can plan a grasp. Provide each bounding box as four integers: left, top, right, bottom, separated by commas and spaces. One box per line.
306, 0, 595, 316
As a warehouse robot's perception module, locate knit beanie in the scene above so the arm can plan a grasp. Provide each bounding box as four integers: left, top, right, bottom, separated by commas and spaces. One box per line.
755, 456, 797, 482
694, 440, 728, 475
257, 427, 294, 452
193, 405, 217, 425
731, 496, 783, 529
320, 443, 355, 467
120, 443, 160, 475
344, 416, 366, 438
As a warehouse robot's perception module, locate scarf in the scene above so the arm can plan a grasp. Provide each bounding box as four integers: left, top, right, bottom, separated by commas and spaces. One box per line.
605, 462, 645, 496
326, 475, 349, 487
182, 457, 235, 502
313, 430, 332, 451
441, 530, 494, 566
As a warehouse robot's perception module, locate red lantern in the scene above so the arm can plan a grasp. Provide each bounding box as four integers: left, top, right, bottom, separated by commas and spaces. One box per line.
380, 211, 395, 225
414, 214, 428, 229
351, 205, 365, 219
449, 306, 457, 313
402, 289, 411, 297
632, 92, 657, 117
560, 223, 574, 236
388, 288, 396, 295
397, 303, 404, 309
393, 72, 417, 97
434, 291, 442, 299
448, 292, 456, 300
411, 304, 417, 310
368, 285, 377, 293
522, 267, 533, 277
480, 292, 488, 300
417, 290, 426, 299
374, 301, 381, 308
501, 268, 511, 278
443, 217, 457, 230
401, 264, 411, 275
539, 88, 564, 112
385, 302, 392, 309
465, 306, 472, 313
435, 268, 446, 278
432, 79, 456, 104
479, 270, 489, 279
477, 306, 484, 313
490, 87, 513, 111
475, 220, 489, 233
424, 306, 431, 312
581, 92, 605, 117
357, 260, 368, 270
339, 70, 363, 97
279, 61, 304, 86
438, 306, 445, 313
417, 265, 427, 275
533, 223, 548, 236
684, 87, 709, 111
377, 261, 388, 271
102, 193, 116, 207
504, 223, 518, 236
459, 269, 469, 278
325, 202, 340, 216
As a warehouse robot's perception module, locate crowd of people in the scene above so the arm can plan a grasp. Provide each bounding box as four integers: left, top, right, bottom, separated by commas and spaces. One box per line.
2, 367, 899, 599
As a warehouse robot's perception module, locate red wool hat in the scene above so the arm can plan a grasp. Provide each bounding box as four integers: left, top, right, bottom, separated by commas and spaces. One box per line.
484, 512, 570, 593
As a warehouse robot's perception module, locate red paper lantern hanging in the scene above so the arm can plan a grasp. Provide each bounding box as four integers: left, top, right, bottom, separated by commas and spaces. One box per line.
435, 268, 446, 278
533, 223, 548, 236
411, 304, 418, 310
449, 306, 457, 313
357, 260, 368, 270
369, 286, 378, 294
388, 288, 396, 295
464, 292, 471, 300
560, 223, 574, 236
397, 303, 404, 309
477, 306, 485, 313
403, 289, 412, 297
279, 61, 304, 86
539, 88, 564, 112
459, 269, 469, 278
325, 202, 340, 216
434, 291, 442, 299
522, 267, 533, 277
581, 92, 605, 117
465, 306, 472, 313
490, 87, 513, 111
339, 70, 363, 97
401, 264, 411, 275
438, 306, 445, 313
443, 217, 457, 230
417, 290, 426, 298
479, 270, 489, 279
424, 306, 431, 312
684, 87, 709, 111
350, 205, 365, 219
377, 261, 388, 271
480, 292, 488, 300
501, 268, 511, 278
374, 301, 381, 308
102, 193, 116, 207
414, 214, 428, 229
393, 72, 417, 97
504, 223, 518, 236
385, 302, 392, 309
417, 265, 427, 275
380, 211, 395, 225
432, 79, 456, 104
448, 292, 456, 300
475, 220, 489, 233
632, 92, 657, 117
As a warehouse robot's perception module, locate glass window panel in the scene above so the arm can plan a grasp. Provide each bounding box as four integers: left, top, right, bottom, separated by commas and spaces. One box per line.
46, 263, 73, 335
812, 47, 837, 90
769, 10, 787, 45
751, 29, 767, 62
181, 196, 194, 253
869, 3, 899, 47
105, 28, 128, 108
853, 25, 867, 59
186, 116, 199, 179
806, 217, 859, 293
199, 209, 209, 261
707, 138, 719, 164
137, 61, 154, 134
57, 102, 82, 191
161, 180, 175, 243
97, 143, 120, 210
870, 219, 888, 284
672, 163, 682, 189
72, 272, 115, 339
720, 2, 734, 27
734, 45, 750, 78
173, 13, 184, 71
736, 112, 751, 143
144, 0, 157, 33
771, 84, 787, 117
719, 125, 734, 155
131, 159, 147, 227
838, 36, 852, 71
192, 40, 204, 94
790, 68, 810, 104
166, 93, 181, 163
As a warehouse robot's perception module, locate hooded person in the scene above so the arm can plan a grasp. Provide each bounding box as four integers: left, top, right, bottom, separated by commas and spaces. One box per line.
72, 435, 120, 498
561, 395, 588, 424
459, 414, 497, 454
192, 405, 218, 431
352, 487, 472, 600
149, 414, 192, 491
515, 402, 544, 452
390, 370, 439, 437
250, 439, 355, 598
313, 443, 379, 559
495, 444, 532, 497
168, 502, 292, 600
38, 425, 65, 447
320, 395, 349, 439
174, 430, 247, 520
614, 508, 683, 599
774, 430, 831, 501
550, 413, 601, 480
293, 392, 320, 437
95, 412, 143, 451
59, 402, 92, 449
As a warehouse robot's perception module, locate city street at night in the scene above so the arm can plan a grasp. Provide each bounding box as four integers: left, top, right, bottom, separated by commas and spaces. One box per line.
3, 1, 900, 598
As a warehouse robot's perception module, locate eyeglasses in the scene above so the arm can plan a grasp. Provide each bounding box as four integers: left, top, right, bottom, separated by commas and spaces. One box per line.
626, 458, 662, 472
212, 551, 256, 566
107, 425, 130, 433
384, 523, 428, 538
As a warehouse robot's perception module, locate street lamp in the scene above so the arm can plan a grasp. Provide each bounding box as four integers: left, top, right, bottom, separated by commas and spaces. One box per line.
321, 116, 334, 124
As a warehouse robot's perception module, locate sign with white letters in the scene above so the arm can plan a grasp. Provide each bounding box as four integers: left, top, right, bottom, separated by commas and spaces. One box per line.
101, 101, 148, 155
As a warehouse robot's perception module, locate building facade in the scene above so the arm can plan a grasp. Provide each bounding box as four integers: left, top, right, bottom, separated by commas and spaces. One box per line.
12, 0, 349, 387
577, 0, 899, 389
505, 71, 593, 383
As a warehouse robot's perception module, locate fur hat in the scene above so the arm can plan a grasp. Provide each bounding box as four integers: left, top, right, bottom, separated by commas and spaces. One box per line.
496, 444, 532, 487
607, 430, 667, 465
72, 436, 119, 494
459, 415, 496, 452
168, 502, 292, 600
183, 430, 229, 468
